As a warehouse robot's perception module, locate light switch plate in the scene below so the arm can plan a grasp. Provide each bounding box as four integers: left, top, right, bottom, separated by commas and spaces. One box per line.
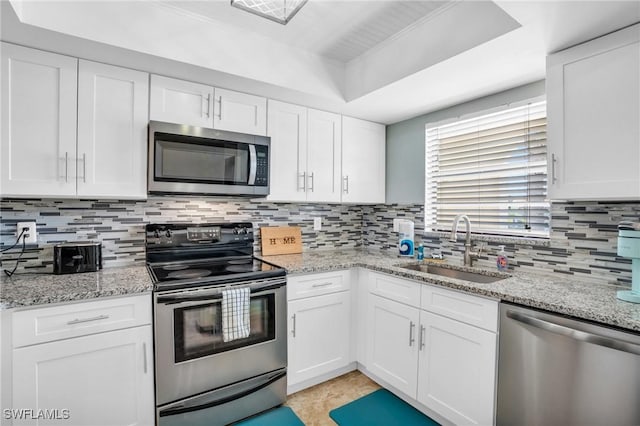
16, 222, 37, 244
313, 217, 322, 231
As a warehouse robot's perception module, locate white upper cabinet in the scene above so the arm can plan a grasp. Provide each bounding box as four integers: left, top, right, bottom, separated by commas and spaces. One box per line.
1, 43, 148, 200
214, 88, 267, 135
267, 102, 342, 203
267, 100, 308, 202
149, 75, 214, 128
77, 60, 149, 199
307, 109, 342, 203
547, 24, 640, 200
341, 116, 386, 204
1, 43, 78, 198
149, 75, 267, 135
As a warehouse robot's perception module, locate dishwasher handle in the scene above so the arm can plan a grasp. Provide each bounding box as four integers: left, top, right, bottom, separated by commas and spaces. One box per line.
506, 309, 640, 356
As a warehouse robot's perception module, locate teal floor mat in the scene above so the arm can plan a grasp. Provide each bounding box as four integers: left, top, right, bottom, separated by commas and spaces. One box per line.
329, 389, 440, 426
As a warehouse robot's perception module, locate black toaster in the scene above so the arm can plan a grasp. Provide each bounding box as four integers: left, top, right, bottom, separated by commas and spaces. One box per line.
53, 242, 102, 274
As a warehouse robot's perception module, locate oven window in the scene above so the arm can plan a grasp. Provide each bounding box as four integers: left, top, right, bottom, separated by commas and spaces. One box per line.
173, 294, 275, 363
155, 137, 250, 185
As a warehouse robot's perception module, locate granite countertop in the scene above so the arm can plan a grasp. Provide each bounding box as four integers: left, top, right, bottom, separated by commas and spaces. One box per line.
0, 265, 153, 309
2, 249, 639, 334
261, 249, 640, 333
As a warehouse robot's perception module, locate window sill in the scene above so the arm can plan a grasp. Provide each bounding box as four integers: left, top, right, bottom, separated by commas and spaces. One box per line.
423, 231, 550, 247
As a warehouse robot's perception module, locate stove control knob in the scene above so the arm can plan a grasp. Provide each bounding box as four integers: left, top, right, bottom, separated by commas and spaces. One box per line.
153, 230, 160, 238
232, 228, 239, 235
165, 230, 172, 238
241, 228, 248, 234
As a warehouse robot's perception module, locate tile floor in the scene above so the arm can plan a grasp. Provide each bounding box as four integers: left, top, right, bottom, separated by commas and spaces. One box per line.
285, 370, 381, 426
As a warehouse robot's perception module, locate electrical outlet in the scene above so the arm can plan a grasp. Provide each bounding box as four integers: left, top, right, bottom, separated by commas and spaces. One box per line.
16, 221, 37, 244
313, 217, 322, 231
393, 218, 403, 232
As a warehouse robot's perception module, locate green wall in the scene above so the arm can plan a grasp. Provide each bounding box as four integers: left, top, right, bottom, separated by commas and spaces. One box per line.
385, 80, 546, 203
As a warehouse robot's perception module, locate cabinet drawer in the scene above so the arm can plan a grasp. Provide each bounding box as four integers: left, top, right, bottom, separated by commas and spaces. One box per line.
288, 270, 350, 301
12, 294, 152, 348
368, 272, 421, 308
421, 286, 498, 332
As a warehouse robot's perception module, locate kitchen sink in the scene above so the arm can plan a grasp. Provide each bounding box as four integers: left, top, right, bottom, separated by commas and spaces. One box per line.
400, 263, 509, 283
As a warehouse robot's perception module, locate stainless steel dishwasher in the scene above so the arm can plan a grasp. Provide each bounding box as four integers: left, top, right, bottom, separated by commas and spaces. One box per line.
497, 303, 640, 426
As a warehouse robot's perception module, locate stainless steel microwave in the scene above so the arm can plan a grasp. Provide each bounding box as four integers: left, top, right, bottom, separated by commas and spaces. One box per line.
148, 121, 270, 196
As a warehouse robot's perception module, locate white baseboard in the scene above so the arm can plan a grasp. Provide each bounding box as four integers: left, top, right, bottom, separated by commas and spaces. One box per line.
287, 362, 357, 395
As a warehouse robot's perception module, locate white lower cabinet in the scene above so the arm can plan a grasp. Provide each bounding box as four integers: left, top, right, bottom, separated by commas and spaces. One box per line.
367, 294, 419, 398
10, 295, 154, 426
288, 291, 351, 386
287, 271, 352, 392
365, 271, 498, 425
417, 311, 497, 426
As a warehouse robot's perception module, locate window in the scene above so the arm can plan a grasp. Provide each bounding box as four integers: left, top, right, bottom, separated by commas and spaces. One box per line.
425, 101, 549, 238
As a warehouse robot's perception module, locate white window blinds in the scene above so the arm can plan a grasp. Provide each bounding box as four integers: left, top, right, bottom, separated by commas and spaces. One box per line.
425, 101, 549, 238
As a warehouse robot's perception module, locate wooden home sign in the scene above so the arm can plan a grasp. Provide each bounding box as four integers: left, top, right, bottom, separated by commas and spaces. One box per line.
260, 226, 303, 256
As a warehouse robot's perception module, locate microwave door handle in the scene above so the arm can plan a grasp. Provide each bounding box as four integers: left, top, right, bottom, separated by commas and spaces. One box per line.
248, 145, 257, 185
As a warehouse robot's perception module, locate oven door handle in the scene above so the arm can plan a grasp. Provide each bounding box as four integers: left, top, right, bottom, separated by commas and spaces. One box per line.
156, 279, 286, 305
158, 369, 286, 418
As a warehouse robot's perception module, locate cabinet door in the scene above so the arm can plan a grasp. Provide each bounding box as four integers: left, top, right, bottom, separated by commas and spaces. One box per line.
307, 109, 342, 202
1, 43, 77, 197
288, 291, 351, 387
149, 74, 214, 128
13, 325, 154, 426
77, 60, 149, 199
341, 116, 386, 203
547, 25, 640, 200
266, 100, 307, 202
417, 311, 496, 426
367, 294, 419, 398
213, 88, 267, 135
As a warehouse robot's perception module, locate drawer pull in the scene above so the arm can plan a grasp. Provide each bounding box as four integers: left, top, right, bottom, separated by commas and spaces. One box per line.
419, 325, 426, 350
311, 282, 334, 288
66, 314, 109, 325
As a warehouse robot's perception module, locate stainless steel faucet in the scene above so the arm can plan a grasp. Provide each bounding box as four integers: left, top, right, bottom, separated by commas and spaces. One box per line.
450, 214, 482, 267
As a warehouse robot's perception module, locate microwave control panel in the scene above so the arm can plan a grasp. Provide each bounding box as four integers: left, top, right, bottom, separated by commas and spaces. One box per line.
255, 145, 269, 186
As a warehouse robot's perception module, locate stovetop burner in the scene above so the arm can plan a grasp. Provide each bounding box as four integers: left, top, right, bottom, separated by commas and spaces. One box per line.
166, 269, 212, 280
145, 222, 286, 291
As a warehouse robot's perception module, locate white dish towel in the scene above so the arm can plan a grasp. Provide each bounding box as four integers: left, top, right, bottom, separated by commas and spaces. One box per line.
222, 287, 251, 342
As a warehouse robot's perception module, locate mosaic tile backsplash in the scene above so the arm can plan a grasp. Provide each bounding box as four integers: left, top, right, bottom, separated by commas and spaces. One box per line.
362, 202, 639, 288
0, 197, 362, 272
1, 197, 637, 287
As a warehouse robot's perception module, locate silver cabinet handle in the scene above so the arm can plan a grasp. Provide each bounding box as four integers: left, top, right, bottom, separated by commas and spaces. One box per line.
64, 152, 68, 182
218, 96, 223, 120
409, 321, 415, 346
298, 172, 306, 192
311, 282, 333, 288
307, 172, 314, 192
143, 342, 148, 374
205, 93, 211, 118
291, 314, 296, 337
67, 314, 109, 325
343, 175, 349, 194
419, 325, 426, 350
78, 153, 87, 183
551, 153, 557, 183
506, 310, 640, 356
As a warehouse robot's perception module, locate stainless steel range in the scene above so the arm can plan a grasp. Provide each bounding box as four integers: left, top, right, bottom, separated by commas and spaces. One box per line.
146, 222, 287, 426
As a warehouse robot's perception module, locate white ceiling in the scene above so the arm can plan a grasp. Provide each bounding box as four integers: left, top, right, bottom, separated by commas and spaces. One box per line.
3, 1, 640, 124
165, 0, 451, 62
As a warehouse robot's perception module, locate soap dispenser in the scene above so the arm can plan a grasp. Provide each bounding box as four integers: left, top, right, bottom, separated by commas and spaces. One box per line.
496, 245, 509, 271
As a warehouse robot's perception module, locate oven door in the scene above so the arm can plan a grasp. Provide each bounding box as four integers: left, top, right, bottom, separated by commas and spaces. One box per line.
154, 276, 286, 405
